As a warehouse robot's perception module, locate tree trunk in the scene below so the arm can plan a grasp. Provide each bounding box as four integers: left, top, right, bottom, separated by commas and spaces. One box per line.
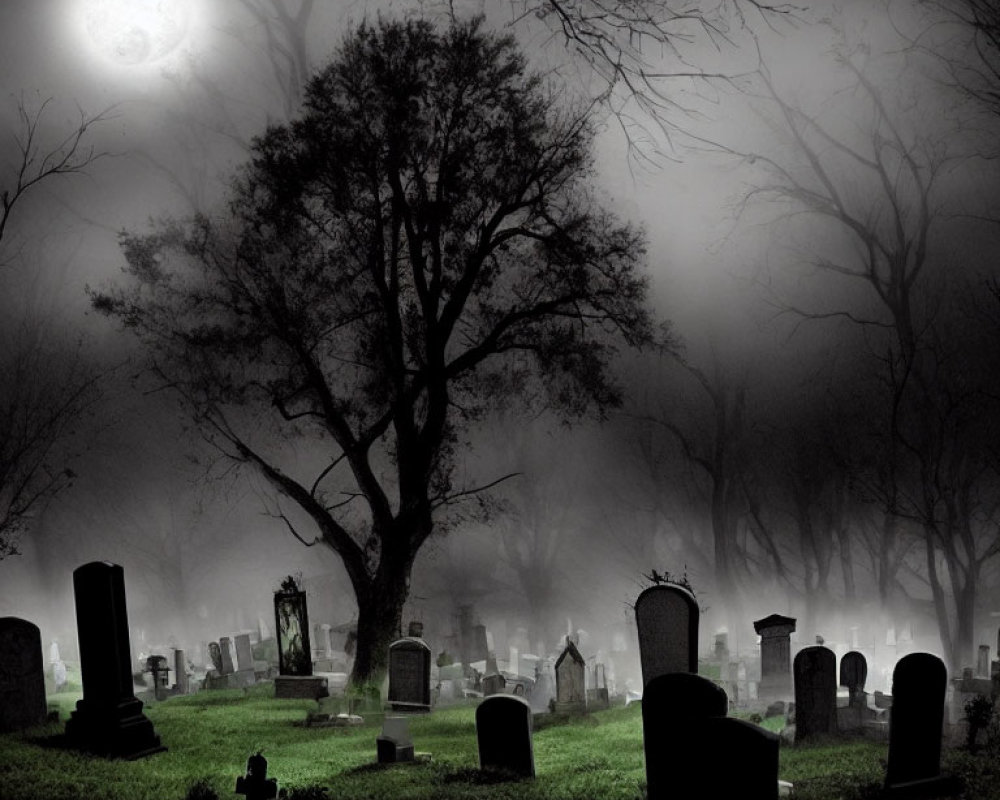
349, 553, 414, 688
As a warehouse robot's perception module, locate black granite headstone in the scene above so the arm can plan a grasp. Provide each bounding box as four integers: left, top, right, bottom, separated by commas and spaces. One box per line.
388, 637, 431, 711
0, 617, 47, 732
64, 561, 165, 758
884, 652, 959, 796
476, 694, 534, 778
839, 650, 867, 705
793, 645, 838, 741
642, 672, 728, 799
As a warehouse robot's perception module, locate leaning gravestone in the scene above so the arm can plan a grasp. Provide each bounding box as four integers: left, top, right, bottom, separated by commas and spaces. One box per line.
64, 561, 165, 758
884, 652, 959, 797
634, 584, 698, 687
793, 646, 838, 742
0, 617, 47, 732
554, 638, 586, 713
388, 637, 431, 712
477, 694, 534, 778
642, 672, 728, 800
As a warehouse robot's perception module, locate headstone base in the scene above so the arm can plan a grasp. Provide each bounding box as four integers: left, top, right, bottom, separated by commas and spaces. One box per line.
376, 737, 415, 763
274, 675, 329, 699
884, 774, 961, 798
65, 697, 166, 759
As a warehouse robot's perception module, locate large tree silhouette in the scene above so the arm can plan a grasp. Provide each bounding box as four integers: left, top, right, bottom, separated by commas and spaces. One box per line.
92, 16, 651, 687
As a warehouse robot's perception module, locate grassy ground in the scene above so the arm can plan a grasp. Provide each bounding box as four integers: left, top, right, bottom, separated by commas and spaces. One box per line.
2, 686, 999, 799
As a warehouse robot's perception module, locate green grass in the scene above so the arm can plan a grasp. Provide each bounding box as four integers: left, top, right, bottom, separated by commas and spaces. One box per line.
3, 686, 1000, 799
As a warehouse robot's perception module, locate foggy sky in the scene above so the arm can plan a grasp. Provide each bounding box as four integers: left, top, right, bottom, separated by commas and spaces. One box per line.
2, 0, 999, 680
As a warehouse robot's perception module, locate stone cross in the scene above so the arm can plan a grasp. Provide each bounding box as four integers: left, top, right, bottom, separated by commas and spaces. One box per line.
634, 584, 699, 687
793, 646, 838, 741
64, 561, 165, 758
476, 694, 534, 778
0, 617, 47, 732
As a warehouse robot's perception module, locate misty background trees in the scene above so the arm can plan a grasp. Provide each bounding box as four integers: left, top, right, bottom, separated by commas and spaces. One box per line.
1, 0, 998, 682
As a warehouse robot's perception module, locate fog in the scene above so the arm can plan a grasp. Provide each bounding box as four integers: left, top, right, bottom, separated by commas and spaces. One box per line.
1, 0, 999, 693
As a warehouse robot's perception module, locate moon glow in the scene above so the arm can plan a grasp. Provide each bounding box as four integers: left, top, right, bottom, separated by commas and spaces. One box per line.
82, 0, 190, 65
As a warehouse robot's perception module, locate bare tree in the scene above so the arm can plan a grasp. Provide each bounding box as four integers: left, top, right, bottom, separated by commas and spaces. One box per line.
0, 97, 111, 558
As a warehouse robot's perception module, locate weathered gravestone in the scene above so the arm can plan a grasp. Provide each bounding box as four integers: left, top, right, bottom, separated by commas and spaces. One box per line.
219, 636, 236, 674
754, 614, 796, 700
554, 638, 586, 713
388, 637, 431, 712
64, 561, 165, 758
0, 617, 47, 732
587, 662, 610, 709
233, 633, 256, 687
208, 641, 223, 674
839, 650, 868, 702
482, 672, 506, 696
642, 672, 728, 799
273, 576, 327, 699
634, 584, 698, 687
884, 652, 960, 797
977, 645, 990, 677
173, 649, 189, 694
793, 646, 838, 742
477, 693, 534, 778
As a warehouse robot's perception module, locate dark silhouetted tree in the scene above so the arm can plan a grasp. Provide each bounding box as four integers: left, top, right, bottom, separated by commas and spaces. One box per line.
91, 17, 652, 687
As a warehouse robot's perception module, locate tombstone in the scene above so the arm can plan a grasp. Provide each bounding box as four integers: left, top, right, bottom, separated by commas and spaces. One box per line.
219, 636, 236, 674
634, 584, 698, 687
482, 672, 506, 696
587, 663, 610, 709
0, 617, 47, 732
793, 646, 838, 741
321, 623, 333, 657
714, 631, 729, 662
884, 652, 959, 796
554, 638, 586, 713
232, 633, 256, 687
235, 751, 278, 800
476, 694, 534, 778
274, 576, 312, 676
388, 637, 431, 712
208, 641, 223, 674
839, 651, 868, 705
754, 614, 796, 700
274, 576, 327, 699
977, 645, 990, 677
471, 624, 489, 662
173, 649, 189, 694
376, 715, 415, 763
508, 645, 520, 676
146, 655, 170, 701
641, 672, 729, 800
64, 562, 166, 758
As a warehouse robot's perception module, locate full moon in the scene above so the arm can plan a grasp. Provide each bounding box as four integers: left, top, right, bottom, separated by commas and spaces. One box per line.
83, 0, 190, 65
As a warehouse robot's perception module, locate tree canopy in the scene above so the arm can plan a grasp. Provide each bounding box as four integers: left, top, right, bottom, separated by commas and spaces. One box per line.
91, 15, 652, 684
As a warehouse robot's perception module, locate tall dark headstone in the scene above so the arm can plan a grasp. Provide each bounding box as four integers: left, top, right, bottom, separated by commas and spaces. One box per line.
642, 672, 728, 800
0, 617, 47, 732
64, 561, 165, 758
274, 577, 312, 676
793, 646, 838, 741
388, 637, 431, 712
476, 694, 534, 778
754, 614, 796, 700
634, 584, 699, 687
884, 652, 959, 797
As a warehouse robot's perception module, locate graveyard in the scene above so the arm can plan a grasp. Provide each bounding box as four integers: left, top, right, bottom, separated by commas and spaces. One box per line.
3, 575, 1000, 799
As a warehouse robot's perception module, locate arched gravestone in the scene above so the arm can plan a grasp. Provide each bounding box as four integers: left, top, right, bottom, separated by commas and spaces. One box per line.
793, 646, 838, 741
0, 617, 47, 732
388, 637, 431, 712
64, 561, 165, 759
884, 652, 960, 796
476, 694, 534, 778
642, 672, 728, 800
839, 651, 867, 705
634, 584, 698, 687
